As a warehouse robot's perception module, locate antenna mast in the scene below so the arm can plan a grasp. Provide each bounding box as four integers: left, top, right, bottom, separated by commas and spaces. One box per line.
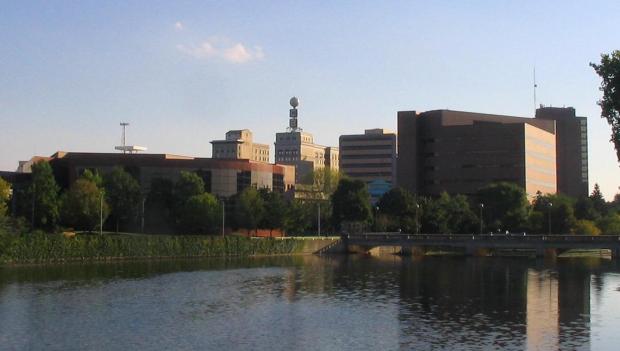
120, 122, 129, 154
533, 67, 538, 114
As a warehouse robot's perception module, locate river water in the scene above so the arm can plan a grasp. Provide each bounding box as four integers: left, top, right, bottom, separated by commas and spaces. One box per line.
1, 255, 620, 350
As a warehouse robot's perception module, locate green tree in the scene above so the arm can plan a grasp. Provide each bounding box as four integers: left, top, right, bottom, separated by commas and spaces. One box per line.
176, 192, 221, 234
259, 189, 287, 236
60, 177, 109, 231
174, 171, 205, 205
591, 50, 620, 162
376, 187, 419, 232
532, 194, 576, 234
29, 161, 60, 230
331, 178, 372, 229
477, 182, 529, 232
235, 187, 265, 233
301, 168, 341, 200
0, 178, 10, 218
574, 196, 600, 221
145, 178, 175, 233
104, 167, 141, 232
590, 183, 607, 216
421, 192, 477, 234
283, 199, 312, 235
573, 219, 601, 236
597, 213, 620, 234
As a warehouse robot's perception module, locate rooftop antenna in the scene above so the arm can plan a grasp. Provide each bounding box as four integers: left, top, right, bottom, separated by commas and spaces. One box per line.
288, 96, 302, 132
120, 122, 129, 153
533, 67, 538, 114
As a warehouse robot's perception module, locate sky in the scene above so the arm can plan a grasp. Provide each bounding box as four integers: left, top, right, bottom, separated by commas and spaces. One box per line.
1, 0, 619, 199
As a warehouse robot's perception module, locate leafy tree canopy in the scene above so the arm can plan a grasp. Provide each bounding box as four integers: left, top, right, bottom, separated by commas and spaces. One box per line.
477, 182, 529, 232
61, 177, 109, 231
30, 161, 60, 229
591, 50, 620, 162
174, 171, 205, 205
177, 192, 221, 234
235, 187, 265, 231
331, 178, 372, 228
0, 178, 10, 218
104, 167, 141, 231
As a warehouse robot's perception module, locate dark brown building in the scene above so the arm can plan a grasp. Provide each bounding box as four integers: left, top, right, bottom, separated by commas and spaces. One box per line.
535, 106, 588, 198
397, 109, 560, 198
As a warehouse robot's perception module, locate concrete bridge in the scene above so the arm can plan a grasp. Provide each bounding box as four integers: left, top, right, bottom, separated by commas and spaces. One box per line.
338, 233, 620, 258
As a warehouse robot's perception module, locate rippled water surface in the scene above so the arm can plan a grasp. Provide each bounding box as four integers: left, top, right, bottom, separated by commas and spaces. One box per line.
2, 255, 620, 350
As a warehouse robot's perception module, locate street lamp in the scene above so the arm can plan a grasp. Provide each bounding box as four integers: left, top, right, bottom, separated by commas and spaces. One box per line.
415, 203, 420, 234
547, 202, 553, 235
317, 202, 321, 237
479, 203, 484, 235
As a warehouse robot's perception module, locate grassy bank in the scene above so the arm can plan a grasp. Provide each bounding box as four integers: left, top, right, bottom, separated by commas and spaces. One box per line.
0, 221, 312, 264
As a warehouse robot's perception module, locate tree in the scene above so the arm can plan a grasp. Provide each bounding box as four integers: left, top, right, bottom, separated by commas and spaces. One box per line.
421, 192, 477, 234
376, 187, 419, 232
259, 189, 287, 236
61, 177, 109, 231
574, 196, 600, 221
0, 178, 10, 218
283, 199, 312, 235
145, 178, 175, 233
176, 193, 221, 234
591, 50, 620, 162
532, 193, 576, 234
104, 167, 141, 232
301, 168, 341, 200
573, 220, 601, 236
590, 183, 607, 216
597, 213, 620, 235
331, 178, 372, 229
174, 171, 205, 206
29, 161, 60, 230
235, 188, 265, 233
477, 182, 529, 232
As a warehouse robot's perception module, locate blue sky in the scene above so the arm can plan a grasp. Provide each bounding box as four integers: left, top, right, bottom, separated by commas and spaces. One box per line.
1, 0, 619, 198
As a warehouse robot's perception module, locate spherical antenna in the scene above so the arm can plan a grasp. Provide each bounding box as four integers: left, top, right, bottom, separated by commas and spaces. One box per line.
290, 96, 299, 108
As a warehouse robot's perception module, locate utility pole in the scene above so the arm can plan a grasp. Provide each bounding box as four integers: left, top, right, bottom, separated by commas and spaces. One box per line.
415, 203, 420, 234
548, 202, 553, 235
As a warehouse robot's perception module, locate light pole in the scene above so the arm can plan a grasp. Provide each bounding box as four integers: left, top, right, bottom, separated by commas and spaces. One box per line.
100, 191, 103, 235
479, 203, 484, 234
415, 203, 420, 234
222, 199, 226, 237
547, 202, 553, 235
317, 202, 321, 237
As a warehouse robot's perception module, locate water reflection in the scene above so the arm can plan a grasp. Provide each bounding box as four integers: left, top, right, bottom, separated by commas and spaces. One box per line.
1, 256, 620, 350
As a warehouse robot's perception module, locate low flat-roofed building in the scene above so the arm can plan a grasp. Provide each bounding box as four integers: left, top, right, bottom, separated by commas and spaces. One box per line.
397, 109, 558, 198
39, 151, 294, 197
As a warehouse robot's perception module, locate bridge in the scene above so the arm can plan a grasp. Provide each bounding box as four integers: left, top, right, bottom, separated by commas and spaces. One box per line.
337, 233, 620, 258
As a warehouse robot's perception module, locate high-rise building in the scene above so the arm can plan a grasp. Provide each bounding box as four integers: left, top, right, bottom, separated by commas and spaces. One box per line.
274, 97, 339, 183
397, 109, 559, 198
339, 129, 397, 202
535, 106, 588, 198
211, 129, 270, 163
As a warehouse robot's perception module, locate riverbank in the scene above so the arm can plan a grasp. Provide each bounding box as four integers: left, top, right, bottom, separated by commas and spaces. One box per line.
0, 228, 339, 265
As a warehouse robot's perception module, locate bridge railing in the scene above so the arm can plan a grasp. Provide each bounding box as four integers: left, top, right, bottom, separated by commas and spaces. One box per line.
345, 232, 620, 243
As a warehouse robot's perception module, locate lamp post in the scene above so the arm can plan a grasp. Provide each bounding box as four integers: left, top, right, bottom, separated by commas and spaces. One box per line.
222, 199, 226, 237
415, 203, 420, 234
317, 202, 321, 237
100, 191, 103, 235
479, 203, 484, 235
547, 202, 553, 235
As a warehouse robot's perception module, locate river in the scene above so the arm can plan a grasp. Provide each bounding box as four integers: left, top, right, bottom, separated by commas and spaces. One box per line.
1, 255, 620, 350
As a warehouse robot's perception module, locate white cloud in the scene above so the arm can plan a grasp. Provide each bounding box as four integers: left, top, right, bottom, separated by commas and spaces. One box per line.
177, 37, 264, 64
174, 21, 184, 31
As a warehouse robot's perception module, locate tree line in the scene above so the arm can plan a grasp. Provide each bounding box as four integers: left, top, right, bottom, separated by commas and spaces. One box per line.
1, 162, 619, 235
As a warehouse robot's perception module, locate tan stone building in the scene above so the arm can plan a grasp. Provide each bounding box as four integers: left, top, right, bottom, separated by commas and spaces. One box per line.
211, 129, 270, 163
397, 109, 560, 198
275, 131, 339, 183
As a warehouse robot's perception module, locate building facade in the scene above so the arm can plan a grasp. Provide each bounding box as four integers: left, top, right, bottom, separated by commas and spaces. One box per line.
397, 109, 560, 198
211, 129, 270, 163
535, 106, 588, 198
34, 151, 294, 197
339, 129, 397, 202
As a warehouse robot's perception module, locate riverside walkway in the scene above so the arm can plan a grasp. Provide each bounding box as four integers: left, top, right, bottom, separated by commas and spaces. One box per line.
341, 233, 620, 258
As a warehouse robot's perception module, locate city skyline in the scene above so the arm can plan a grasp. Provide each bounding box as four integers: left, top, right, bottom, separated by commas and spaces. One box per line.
1, 1, 619, 198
